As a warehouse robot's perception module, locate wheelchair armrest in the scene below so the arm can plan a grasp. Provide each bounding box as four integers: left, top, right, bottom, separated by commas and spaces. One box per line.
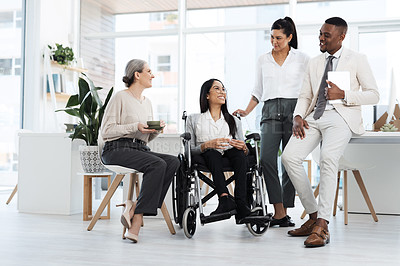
245, 133, 260, 141
180, 132, 191, 141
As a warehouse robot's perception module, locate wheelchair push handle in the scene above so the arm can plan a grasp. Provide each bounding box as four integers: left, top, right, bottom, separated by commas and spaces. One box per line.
245, 133, 260, 142
180, 132, 191, 141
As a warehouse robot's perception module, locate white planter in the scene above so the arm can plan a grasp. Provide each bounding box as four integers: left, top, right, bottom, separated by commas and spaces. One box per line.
79, 145, 107, 173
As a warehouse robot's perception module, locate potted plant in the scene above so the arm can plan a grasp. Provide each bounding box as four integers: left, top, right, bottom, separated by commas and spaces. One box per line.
48, 43, 75, 65
57, 73, 114, 172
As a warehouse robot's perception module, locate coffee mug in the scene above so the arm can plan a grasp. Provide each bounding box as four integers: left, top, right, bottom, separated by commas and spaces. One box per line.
147, 121, 164, 130
147, 120, 160, 127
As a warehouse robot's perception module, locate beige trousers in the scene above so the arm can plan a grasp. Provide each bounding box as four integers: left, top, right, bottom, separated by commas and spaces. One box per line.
281, 110, 352, 221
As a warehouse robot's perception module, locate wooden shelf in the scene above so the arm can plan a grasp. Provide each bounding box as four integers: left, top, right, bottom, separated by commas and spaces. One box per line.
47, 92, 71, 102
51, 61, 88, 73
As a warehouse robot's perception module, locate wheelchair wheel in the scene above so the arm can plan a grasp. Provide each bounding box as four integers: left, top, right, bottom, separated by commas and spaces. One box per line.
182, 207, 197, 238
246, 206, 269, 237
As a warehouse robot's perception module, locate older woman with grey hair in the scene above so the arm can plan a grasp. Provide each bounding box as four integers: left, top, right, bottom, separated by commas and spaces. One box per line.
100, 59, 180, 243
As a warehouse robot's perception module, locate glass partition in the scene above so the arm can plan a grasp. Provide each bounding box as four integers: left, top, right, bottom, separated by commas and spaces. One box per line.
0, 0, 23, 187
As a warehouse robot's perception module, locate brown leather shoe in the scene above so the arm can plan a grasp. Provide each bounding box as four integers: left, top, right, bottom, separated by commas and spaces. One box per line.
287, 219, 316, 236
304, 225, 330, 247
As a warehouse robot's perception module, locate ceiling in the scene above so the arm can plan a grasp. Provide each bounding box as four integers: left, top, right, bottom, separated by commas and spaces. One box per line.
87, 0, 332, 15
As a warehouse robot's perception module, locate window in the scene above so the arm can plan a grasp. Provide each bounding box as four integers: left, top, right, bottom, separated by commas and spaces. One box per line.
0, 1, 23, 185
14, 58, 21, 76
359, 31, 400, 106
149, 13, 162, 21
187, 4, 287, 28
296, 0, 392, 23
0, 59, 12, 75
150, 12, 178, 23
157, 55, 171, 72
0, 11, 13, 28
15, 10, 22, 28
116, 11, 178, 31
0, 58, 23, 76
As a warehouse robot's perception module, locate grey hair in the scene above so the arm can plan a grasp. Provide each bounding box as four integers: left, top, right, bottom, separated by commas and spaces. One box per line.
122, 59, 146, 87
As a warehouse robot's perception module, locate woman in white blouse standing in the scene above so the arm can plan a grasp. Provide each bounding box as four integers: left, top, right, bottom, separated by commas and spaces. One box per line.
234, 17, 309, 227
187, 79, 252, 223
101, 59, 179, 243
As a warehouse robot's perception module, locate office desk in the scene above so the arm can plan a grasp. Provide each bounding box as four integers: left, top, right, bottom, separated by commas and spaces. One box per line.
350, 131, 400, 144
345, 131, 400, 214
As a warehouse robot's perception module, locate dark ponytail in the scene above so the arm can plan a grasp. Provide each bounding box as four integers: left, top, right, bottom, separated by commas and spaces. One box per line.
199, 79, 237, 139
271, 16, 298, 49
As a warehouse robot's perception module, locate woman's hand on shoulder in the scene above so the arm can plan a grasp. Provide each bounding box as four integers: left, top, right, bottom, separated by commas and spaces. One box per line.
138, 123, 156, 134
229, 139, 247, 152
233, 109, 248, 117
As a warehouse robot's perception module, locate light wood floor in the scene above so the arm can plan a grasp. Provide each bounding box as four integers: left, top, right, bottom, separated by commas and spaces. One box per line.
1, 188, 400, 266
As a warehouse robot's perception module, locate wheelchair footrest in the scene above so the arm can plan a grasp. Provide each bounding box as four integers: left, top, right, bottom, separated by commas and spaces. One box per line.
200, 210, 237, 224
238, 215, 272, 225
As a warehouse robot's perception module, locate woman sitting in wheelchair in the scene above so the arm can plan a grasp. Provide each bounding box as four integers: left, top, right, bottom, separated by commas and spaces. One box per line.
186, 78, 252, 223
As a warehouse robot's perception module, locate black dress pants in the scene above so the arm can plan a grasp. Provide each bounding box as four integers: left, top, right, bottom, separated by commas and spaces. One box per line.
102, 138, 180, 216
201, 148, 248, 205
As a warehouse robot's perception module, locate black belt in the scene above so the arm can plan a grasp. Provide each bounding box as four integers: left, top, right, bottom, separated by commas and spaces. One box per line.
104, 138, 150, 152
117, 137, 147, 146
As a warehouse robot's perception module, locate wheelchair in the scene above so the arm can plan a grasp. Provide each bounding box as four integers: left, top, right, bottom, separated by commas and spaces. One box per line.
172, 112, 271, 238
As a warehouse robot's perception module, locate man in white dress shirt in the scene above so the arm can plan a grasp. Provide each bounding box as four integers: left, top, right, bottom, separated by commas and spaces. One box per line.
281, 17, 379, 247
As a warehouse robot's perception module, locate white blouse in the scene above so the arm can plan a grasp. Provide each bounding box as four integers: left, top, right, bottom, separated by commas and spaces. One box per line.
195, 110, 231, 153
252, 48, 310, 102
196, 110, 231, 142
186, 112, 244, 155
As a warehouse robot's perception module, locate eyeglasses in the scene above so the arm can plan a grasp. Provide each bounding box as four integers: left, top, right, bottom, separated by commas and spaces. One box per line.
139, 69, 153, 76
211, 87, 227, 93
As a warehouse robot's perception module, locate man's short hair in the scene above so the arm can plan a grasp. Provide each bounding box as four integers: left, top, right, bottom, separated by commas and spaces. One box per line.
325, 17, 348, 34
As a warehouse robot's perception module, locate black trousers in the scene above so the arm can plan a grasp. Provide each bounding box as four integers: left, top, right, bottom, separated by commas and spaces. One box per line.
201, 148, 248, 204
260, 98, 296, 208
102, 138, 180, 216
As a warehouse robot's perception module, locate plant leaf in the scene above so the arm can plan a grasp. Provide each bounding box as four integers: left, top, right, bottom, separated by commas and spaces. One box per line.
62, 73, 113, 146
79, 104, 87, 125
83, 73, 102, 108
55, 107, 80, 118
64, 108, 81, 118
78, 78, 90, 104
65, 94, 79, 108
98, 87, 114, 127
